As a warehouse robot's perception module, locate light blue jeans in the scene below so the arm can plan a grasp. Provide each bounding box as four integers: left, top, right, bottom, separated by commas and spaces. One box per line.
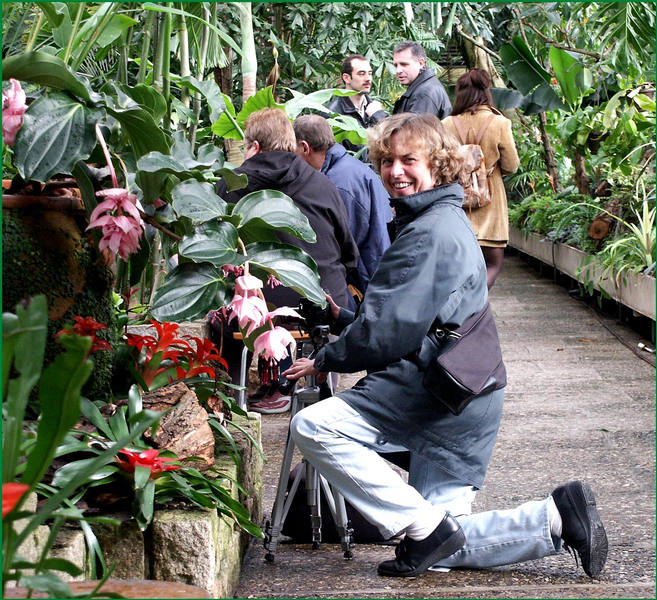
290, 396, 561, 569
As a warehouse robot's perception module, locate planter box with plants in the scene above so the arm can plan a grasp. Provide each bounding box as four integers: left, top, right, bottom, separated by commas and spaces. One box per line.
509, 225, 655, 321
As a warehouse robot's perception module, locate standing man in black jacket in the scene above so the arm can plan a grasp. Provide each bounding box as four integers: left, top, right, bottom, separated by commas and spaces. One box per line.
392, 41, 452, 119
326, 54, 389, 129
325, 54, 389, 159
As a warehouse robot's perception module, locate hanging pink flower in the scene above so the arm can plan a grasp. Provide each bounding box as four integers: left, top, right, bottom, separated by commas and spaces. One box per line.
2, 78, 27, 146
267, 274, 282, 288
235, 274, 263, 296
227, 294, 268, 335
254, 326, 296, 362
86, 188, 145, 263
266, 306, 302, 320
221, 264, 244, 278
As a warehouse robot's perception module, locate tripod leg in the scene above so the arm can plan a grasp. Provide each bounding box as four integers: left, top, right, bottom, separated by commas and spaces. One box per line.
320, 476, 355, 559
306, 461, 322, 549
263, 394, 300, 562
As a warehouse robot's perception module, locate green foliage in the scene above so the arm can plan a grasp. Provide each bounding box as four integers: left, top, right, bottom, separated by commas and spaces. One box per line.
2, 210, 117, 404
2, 295, 161, 598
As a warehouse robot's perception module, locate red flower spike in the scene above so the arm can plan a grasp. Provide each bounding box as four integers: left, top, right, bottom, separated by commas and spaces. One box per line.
2, 483, 30, 518
115, 448, 180, 478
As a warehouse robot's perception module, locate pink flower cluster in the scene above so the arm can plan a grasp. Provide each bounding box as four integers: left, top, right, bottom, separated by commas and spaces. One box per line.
227, 273, 299, 364
86, 188, 145, 263
2, 78, 26, 146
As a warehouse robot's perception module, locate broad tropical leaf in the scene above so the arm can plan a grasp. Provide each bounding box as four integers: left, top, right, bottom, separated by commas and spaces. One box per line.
171, 180, 228, 223
2, 51, 96, 102
13, 92, 102, 183
549, 46, 592, 111
499, 37, 565, 114
246, 242, 325, 306
178, 221, 242, 266
233, 190, 316, 243
150, 263, 231, 322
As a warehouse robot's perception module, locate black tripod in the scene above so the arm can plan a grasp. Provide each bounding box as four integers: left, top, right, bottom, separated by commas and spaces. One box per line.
263, 325, 355, 562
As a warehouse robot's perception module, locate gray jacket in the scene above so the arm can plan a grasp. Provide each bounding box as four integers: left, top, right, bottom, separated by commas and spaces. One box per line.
314, 184, 504, 487
393, 68, 452, 119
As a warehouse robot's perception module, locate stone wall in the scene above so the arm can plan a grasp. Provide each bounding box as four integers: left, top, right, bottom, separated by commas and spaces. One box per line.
11, 412, 262, 598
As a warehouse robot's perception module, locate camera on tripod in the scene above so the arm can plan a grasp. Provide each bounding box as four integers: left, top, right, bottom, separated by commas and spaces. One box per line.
297, 298, 331, 353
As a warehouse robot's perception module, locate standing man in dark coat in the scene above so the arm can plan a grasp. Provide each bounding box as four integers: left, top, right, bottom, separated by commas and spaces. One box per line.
325, 54, 389, 160
392, 41, 452, 119
293, 114, 392, 293
326, 54, 389, 129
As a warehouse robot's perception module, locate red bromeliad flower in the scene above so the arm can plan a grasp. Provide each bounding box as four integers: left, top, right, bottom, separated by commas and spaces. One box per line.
176, 336, 228, 379
115, 448, 180, 478
56, 316, 111, 354
2, 482, 30, 519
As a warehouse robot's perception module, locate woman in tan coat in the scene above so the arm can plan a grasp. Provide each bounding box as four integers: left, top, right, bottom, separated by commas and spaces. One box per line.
443, 69, 520, 288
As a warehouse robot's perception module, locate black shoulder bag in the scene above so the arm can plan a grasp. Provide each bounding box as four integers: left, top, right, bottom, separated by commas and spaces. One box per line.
422, 302, 507, 415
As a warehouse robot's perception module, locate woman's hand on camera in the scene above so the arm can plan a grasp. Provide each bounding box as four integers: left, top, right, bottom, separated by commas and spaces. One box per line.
325, 292, 340, 321
282, 358, 319, 380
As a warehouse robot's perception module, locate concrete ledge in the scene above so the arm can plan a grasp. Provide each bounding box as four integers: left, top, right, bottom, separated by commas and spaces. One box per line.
509, 225, 656, 320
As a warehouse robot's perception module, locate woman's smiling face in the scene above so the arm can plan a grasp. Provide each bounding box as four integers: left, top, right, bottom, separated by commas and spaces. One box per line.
379, 132, 436, 198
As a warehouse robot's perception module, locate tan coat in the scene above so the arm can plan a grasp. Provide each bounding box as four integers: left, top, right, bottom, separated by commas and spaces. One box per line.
443, 106, 519, 245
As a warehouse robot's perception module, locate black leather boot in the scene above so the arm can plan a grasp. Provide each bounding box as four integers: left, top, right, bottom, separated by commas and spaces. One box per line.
377, 513, 465, 577
552, 480, 608, 577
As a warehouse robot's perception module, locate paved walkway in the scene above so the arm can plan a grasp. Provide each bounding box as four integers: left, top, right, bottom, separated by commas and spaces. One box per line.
235, 253, 656, 599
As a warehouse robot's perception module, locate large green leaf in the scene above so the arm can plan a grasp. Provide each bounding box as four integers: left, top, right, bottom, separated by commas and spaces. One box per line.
2, 51, 95, 102
233, 190, 316, 243
246, 242, 325, 306
171, 180, 228, 223
179, 76, 226, 123
120, 83, 167, 123
210, 93, 241, 140
178, 220, 241, 266
328, 114, 368, 146
211, 87, 283, 140
549, 46, 592, 111
150, 263, 230, 322
499, 38, 565, 114
284, 87, 353, 120
105, 105, 169, 157
21, 334, 93, 487
14, 92, 102, 182
2, 296, 48, 483
137, 131, 224, 183
217, 167, 248, 193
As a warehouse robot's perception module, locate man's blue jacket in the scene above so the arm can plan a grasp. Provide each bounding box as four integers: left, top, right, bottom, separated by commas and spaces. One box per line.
321, 144, 393, 292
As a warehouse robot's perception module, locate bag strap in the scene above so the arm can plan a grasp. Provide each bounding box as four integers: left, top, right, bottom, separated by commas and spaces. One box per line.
451, 116, 466, 144
475, 113, 496, 145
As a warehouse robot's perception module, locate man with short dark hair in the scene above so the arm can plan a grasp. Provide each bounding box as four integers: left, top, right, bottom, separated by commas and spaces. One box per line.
392, 41, 452, 119
294, 114, 392, 293
326, 54, 389, 129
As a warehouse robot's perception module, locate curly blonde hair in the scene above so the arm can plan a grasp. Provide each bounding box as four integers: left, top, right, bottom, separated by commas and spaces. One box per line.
368, 113, 468, 187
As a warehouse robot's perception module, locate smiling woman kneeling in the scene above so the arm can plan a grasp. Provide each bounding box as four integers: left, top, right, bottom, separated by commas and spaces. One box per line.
282, 113, 607, 579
